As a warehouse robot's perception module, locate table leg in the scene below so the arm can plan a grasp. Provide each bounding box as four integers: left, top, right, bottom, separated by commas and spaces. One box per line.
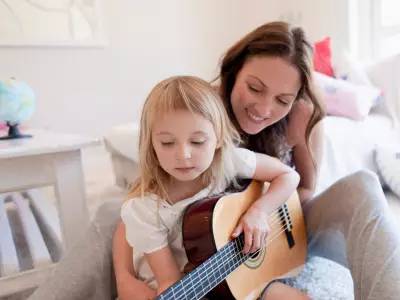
53, 150, 89, 250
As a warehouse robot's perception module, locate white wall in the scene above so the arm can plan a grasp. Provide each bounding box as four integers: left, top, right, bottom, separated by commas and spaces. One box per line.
0, 0, 351, 137
282, 0, 351, 63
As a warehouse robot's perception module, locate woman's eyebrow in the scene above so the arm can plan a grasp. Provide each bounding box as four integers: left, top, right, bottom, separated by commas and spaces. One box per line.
249, 75, 297, 97
248, 75, 266, 87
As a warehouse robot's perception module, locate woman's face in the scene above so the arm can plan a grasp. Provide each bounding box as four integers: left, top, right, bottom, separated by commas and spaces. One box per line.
230, 56, 301, 135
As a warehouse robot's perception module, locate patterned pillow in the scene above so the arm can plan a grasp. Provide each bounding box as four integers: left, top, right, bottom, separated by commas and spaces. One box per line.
375, 146, 400, 197
314, 72, 381, 120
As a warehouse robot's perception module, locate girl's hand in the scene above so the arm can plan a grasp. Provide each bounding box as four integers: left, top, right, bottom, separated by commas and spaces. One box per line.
117, 272, 156, 300
231, 207, 271, 254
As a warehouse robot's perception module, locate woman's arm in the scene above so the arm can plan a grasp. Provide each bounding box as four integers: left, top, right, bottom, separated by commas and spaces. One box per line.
113, 221, 156, 300
145, 246, 182, 295
292, 121, 323, 203
288, 100, 324, 204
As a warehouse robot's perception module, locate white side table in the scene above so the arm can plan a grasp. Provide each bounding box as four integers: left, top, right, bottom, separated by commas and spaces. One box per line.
0, 129, 99, 296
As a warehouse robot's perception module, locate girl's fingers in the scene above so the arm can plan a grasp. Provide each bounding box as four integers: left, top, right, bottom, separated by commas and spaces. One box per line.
250, 230, 261, 253
232, 223, 243, 238
243, 230, 253, 254
260, 232, 267, 249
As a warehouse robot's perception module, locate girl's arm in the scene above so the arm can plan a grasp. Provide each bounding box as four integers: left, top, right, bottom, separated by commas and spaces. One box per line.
113, 221, 156, 300
145, 246, 182, 295
232, 153, 300, 254
249, 153, 300, 213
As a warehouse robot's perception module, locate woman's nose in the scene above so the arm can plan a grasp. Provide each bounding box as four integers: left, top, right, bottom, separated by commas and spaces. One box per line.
256, 98, 273, 118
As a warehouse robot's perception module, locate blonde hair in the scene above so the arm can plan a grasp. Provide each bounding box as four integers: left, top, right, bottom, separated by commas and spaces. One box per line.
128, 76, 240, 201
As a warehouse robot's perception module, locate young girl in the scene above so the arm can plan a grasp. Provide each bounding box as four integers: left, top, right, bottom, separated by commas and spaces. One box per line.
120, 75, 304, 298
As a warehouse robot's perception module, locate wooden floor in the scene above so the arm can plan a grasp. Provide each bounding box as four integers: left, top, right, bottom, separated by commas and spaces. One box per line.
0, 190, 63, 298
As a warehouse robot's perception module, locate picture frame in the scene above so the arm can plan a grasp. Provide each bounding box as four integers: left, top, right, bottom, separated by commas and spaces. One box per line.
0, 0, 107, 47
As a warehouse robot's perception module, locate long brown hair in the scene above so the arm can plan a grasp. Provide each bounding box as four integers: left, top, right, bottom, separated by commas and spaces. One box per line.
218, 21, 325, 161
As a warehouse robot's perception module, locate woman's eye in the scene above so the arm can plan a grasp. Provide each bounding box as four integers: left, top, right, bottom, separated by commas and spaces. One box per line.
277, 98, 290, 106
248, 85, 262, 93
191, 140, 205, 145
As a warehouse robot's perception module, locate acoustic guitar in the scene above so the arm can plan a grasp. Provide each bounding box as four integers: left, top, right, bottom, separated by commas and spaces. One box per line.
156, 180, 307, 300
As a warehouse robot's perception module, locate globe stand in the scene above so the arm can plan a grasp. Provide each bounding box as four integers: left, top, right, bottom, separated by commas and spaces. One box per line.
0, 122, 32, 140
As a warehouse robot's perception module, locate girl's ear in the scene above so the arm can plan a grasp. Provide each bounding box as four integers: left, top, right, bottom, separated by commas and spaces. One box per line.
216, 139, 223, 149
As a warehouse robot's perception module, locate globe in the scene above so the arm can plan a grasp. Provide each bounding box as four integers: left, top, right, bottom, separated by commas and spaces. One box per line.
0, 78, 36, 139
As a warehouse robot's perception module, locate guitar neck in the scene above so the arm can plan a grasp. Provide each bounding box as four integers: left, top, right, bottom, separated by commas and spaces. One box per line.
156, 235, 248, 300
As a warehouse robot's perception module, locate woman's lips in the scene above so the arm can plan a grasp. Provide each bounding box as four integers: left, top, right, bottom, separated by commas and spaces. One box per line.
246, 108, 267, 123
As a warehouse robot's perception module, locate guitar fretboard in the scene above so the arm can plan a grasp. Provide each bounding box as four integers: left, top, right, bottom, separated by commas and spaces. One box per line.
156, 234, 249, 300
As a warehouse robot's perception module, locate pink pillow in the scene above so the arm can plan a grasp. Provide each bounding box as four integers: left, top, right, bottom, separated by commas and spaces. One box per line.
314, 72, 381, 120
313, 37, 335, 77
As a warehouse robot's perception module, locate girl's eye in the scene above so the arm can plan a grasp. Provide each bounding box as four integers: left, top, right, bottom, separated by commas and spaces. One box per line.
161, 142, 174, 146
191, 140, 205, 145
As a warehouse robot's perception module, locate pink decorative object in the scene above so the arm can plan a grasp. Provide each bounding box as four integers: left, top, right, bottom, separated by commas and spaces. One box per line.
314, 72, 381, 120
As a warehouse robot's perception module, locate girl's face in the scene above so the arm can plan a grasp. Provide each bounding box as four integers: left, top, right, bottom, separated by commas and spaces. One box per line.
151, 109, 218, 183
230, 56, 301, 135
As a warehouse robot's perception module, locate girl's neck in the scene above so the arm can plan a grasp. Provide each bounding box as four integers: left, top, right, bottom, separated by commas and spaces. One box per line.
166, 177, 206, 204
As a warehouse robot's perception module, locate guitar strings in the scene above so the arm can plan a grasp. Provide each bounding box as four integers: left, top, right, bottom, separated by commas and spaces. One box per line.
159, 219, 292, 300
159, 205, 291, 299
160, 223, 291, 300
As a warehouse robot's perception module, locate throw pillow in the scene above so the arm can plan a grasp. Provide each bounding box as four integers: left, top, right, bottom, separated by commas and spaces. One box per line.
313, 37, 335, 77
334, 53, 382, 107
375, 146, 400, 197
314, 72, 381, 120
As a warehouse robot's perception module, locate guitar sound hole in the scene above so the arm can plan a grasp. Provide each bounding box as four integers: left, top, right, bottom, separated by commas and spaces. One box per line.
249, 251, 261, 259
244, 247, 266, 269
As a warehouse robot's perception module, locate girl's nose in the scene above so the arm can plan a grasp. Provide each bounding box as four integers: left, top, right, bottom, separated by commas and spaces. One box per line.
176, 144, 192, 160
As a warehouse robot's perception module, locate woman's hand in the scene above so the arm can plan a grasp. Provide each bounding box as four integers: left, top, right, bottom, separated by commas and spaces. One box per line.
117, 272, 156, 300
231, 206, 271, 254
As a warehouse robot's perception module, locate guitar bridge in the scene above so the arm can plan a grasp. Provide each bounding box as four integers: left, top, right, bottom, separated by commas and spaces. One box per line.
278, 204, 294, 248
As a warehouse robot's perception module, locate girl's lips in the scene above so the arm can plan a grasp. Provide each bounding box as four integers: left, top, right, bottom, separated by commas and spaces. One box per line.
175, 167, 195, 172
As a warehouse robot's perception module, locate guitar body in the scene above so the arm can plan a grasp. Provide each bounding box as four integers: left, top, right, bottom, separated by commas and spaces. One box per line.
182, 180, 307, 300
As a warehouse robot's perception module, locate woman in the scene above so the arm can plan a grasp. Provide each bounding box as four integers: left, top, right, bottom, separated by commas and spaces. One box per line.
113, 21, 400, 300
29, 22, 400, 300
